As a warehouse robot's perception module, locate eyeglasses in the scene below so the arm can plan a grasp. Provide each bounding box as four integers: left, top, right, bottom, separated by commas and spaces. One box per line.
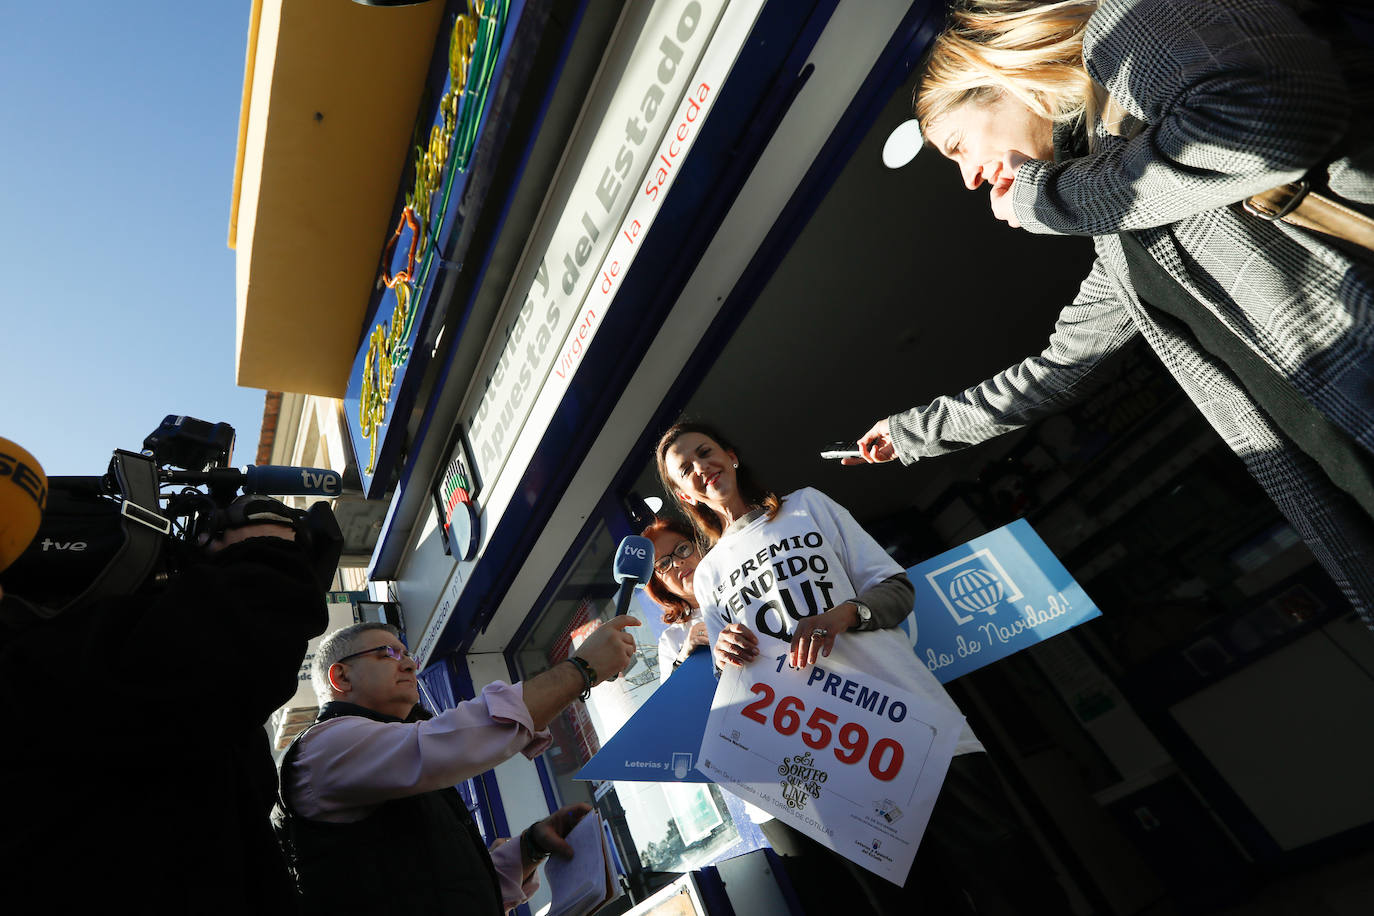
335, 644, 416, 666
654, 540, 697, 574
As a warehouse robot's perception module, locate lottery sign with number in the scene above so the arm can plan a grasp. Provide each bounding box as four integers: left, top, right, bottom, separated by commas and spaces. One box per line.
697, 648, 963, 884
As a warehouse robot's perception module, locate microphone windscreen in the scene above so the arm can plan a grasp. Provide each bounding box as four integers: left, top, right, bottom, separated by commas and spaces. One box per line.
0, 437, 47, 572
613, 534, 655, 585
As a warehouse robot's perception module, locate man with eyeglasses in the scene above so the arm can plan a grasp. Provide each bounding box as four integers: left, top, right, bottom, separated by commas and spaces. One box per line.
276, 618, 639, 915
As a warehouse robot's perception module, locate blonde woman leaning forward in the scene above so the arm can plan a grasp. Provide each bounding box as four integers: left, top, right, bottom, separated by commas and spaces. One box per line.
849, 0, 1374, 627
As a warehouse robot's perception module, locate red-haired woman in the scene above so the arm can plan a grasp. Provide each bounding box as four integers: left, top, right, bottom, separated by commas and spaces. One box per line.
640, 516, 710, 682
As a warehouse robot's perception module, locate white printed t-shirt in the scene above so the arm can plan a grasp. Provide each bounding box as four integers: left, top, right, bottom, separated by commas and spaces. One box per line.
657, 607, 705, 684
695, 487, 983, 756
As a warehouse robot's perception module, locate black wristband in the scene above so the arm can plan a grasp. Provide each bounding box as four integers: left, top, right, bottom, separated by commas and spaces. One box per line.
566, 656, 596, 700
521, 828, 550, 863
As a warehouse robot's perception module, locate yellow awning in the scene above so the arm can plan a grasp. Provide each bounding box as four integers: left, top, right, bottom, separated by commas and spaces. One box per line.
229, 0, 444, 397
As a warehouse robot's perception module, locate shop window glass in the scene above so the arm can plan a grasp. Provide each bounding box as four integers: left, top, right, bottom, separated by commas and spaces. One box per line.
514, 521, 766, 888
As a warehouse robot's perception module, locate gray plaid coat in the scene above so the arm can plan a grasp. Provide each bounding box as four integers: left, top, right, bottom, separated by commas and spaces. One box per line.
889, 0, 1374, 625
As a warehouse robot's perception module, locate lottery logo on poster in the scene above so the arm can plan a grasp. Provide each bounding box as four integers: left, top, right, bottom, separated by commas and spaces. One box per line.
902, 520, 1101, 684
778, 751, 828, 811
924, 549, 1024, 625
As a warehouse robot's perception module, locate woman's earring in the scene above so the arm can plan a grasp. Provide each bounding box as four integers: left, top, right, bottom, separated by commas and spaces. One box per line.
732, 463, 738, 468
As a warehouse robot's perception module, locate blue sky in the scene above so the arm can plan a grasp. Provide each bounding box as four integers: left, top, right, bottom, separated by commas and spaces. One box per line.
0, 2, 267, 476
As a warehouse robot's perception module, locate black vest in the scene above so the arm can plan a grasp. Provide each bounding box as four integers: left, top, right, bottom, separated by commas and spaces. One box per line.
275, 702, 505, 916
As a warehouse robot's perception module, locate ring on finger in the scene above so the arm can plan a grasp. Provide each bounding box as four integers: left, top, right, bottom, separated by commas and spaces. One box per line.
810, 628, 829, 639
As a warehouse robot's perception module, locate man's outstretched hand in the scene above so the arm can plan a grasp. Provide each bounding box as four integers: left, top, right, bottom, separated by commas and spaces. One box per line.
526, 803, 594, 862
578, 615, 641, 682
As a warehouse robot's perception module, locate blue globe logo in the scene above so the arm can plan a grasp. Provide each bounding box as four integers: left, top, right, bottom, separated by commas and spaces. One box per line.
947, 568, 1004, 614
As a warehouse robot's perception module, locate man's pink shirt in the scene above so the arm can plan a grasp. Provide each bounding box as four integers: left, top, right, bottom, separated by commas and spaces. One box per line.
286, 682, 554, 909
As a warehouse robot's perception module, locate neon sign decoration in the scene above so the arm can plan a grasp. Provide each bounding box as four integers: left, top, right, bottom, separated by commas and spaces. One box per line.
357, 0, 510, 475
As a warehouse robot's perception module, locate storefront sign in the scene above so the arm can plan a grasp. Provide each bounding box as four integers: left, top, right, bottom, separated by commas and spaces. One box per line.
899, 519, 1100, 683
404, 0, 762, 666
461, 0, 742, 488
347, 0, 517, 497
575, 650, 716, 783
415, 561, 468, 669
698, 652, 963, 885
433, 431, 481, 559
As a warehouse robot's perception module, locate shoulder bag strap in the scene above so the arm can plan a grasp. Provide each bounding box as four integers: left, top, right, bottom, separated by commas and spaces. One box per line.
1098, 89, 1374, 254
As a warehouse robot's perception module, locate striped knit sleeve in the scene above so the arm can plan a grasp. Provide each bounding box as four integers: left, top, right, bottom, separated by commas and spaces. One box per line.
1015, 0, 1349, 236
888, 254, 1138, 462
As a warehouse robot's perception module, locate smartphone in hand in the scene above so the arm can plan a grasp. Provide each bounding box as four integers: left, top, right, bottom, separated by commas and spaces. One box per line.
820, 441, 862, 460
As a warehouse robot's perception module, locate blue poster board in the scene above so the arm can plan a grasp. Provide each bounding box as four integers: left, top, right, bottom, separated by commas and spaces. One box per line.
577, 520, 1097, 781
575, 651, 716, 783
900, 519, 1099, 683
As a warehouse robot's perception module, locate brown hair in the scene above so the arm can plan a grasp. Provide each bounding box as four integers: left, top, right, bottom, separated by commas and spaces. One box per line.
654, 421, 780, 546
640, 516, 700, 626
915, 0, 1097, 133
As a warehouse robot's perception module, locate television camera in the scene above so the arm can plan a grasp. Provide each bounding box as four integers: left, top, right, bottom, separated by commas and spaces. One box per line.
1, 415, 344, 616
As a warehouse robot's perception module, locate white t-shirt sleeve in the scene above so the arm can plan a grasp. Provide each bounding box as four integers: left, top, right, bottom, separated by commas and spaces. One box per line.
657, 626, 681, 683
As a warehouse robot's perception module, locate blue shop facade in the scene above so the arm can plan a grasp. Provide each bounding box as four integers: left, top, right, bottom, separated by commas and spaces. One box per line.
315, 2, 1374, 913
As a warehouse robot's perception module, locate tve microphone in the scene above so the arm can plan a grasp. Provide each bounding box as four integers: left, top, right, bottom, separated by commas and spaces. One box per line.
0, 437, 47, 572
242, 465, 343, 498
612, 534, 655, 616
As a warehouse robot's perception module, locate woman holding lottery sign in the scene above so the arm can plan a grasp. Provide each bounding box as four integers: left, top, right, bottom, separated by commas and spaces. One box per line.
655, 420, 1066, 915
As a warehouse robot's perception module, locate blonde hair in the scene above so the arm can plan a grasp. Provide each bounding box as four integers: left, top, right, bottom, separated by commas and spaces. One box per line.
916, 0, 1098, 133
